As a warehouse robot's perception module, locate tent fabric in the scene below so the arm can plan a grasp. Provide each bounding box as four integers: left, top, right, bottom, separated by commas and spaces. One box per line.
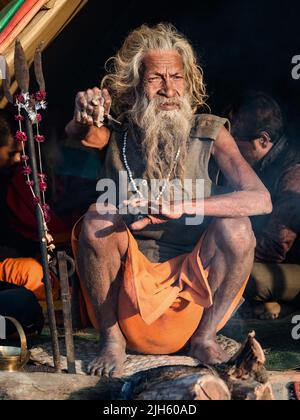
0, 0, 25, 32
0, 0, 88, 108
0, 1, 11, 9
0, 0, 46, 47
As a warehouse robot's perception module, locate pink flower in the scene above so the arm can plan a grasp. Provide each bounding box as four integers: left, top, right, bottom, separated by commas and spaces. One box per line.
36, 113, 42, 123
15, 115, 24, 122
22, 166, 32, 176
39, 181, 47, 192
21, 155, 29, 162
38, 173, 47, 180
43, 210, 51, 223
14, 94, 25, 104
35, 135, 45, 143
35, 91, 47, 102
15, 131, 28, 142
42, 204, 50, 212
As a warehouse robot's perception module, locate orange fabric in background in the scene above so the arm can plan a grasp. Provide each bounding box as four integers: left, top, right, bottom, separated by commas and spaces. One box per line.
0, 257, 60, 301
72, 220, 249, 355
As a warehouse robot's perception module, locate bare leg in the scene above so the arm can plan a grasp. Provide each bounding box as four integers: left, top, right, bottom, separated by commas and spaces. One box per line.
189, 217, 256, 365
77, 204, 129, 378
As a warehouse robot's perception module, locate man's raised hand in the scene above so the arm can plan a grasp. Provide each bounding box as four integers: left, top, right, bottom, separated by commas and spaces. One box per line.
66, 87, 112, 149
74, 87, 112, 128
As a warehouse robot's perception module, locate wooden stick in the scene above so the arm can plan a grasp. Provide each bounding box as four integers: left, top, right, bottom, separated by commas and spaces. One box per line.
57, 251, 76, 375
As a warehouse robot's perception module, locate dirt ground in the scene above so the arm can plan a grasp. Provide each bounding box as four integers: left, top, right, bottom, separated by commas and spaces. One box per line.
1, 315, 299, 400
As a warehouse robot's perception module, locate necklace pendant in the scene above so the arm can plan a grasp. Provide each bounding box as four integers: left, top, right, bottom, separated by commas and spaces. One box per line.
123, 130, 180, 203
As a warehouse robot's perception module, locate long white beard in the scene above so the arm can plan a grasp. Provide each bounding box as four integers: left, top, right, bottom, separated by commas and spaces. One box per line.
129, 94, 194, 182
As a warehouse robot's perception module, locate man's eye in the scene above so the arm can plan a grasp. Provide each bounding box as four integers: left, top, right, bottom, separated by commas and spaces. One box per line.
173, 75, 183, 80
148, 77, 160, 82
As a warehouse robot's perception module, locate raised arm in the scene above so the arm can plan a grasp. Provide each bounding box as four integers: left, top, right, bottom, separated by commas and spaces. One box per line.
201, 126, 273, 218
65, 87, 111, 150
129, 126, 273, 231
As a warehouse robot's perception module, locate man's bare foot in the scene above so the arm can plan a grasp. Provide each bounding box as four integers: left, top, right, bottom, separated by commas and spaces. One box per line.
189, 336, 231, 365
88, 334, 127, 378
253, 302, 281, 320
253, 301, 299, 320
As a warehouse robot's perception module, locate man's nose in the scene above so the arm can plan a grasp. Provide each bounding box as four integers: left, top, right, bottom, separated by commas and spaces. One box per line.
161, 78, 176, 98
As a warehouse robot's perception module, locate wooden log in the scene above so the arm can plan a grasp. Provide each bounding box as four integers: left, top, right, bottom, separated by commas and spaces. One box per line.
121, 366, 231, 401
218, 331, 269, 383
0, 372, 111, 400
215, 332, 275, 400
119, 332, 274, 401
230, 380, 274, 401
0, 332, 275, 400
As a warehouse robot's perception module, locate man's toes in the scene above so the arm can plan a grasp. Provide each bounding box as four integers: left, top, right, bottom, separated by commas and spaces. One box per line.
259, 311, 278, 320
111, 366, 124, 378
89, 365, 98, 376
102, 364, 114, 378
88, 363, 95, 375
95, 367, 105, 377
265, 302, 281, 317
88, 361, 103, 376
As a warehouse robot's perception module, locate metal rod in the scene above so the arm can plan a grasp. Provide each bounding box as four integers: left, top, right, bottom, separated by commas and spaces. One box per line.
25, 115, 61, 372
58, 251, 76, 374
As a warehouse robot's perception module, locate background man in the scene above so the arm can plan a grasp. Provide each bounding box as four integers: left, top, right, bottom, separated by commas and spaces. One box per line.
67, 23, 272, 377
228, 91, 300, 319
0, 109, 46, 335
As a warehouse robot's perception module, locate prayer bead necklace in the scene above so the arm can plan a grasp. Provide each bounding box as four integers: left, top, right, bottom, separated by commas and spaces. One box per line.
122, 131, 181, 200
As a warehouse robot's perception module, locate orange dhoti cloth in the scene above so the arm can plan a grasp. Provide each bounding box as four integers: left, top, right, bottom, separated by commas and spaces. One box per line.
0, 258, 60, 301
72, 220, 248, 355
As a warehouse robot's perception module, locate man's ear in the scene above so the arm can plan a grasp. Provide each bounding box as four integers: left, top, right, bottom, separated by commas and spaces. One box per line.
258, 131, 272, 149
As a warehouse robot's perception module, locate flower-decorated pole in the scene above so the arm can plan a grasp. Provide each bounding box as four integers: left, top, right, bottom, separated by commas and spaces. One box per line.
24, 114, 61, 372
11, 40, 61, 372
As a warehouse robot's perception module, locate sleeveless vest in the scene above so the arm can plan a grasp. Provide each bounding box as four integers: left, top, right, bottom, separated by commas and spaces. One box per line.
100, 114, 229, 263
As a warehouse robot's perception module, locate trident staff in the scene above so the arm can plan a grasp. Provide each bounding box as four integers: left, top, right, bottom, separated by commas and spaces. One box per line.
3, 40, 61, 371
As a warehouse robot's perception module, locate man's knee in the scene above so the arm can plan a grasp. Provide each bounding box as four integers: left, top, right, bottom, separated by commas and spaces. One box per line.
82, 203, 121, 243
216, 217, 256, 257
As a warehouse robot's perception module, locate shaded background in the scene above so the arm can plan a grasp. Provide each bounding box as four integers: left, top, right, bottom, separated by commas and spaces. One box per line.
41, 0, 300, 139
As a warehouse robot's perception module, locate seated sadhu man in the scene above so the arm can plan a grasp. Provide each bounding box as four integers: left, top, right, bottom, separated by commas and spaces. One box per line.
227, 92, 300, 319
0, 109, 58, 333
66, 23, 272, 377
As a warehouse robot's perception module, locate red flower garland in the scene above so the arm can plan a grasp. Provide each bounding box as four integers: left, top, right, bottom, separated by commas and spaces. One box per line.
15, 91, 50, 224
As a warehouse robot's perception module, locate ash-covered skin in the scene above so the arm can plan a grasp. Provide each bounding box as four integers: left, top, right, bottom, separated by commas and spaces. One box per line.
67, 24, 272, 378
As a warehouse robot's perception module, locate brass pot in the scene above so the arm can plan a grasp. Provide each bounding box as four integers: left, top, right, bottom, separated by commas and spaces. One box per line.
0, 317, 30, 372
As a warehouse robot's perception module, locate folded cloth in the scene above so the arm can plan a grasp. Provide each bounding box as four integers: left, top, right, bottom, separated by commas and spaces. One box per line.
0, 257, 60, 301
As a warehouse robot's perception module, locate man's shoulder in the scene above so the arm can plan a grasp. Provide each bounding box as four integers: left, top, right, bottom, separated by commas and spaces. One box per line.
190, 114, 230, 141
279, 163, 300, 193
